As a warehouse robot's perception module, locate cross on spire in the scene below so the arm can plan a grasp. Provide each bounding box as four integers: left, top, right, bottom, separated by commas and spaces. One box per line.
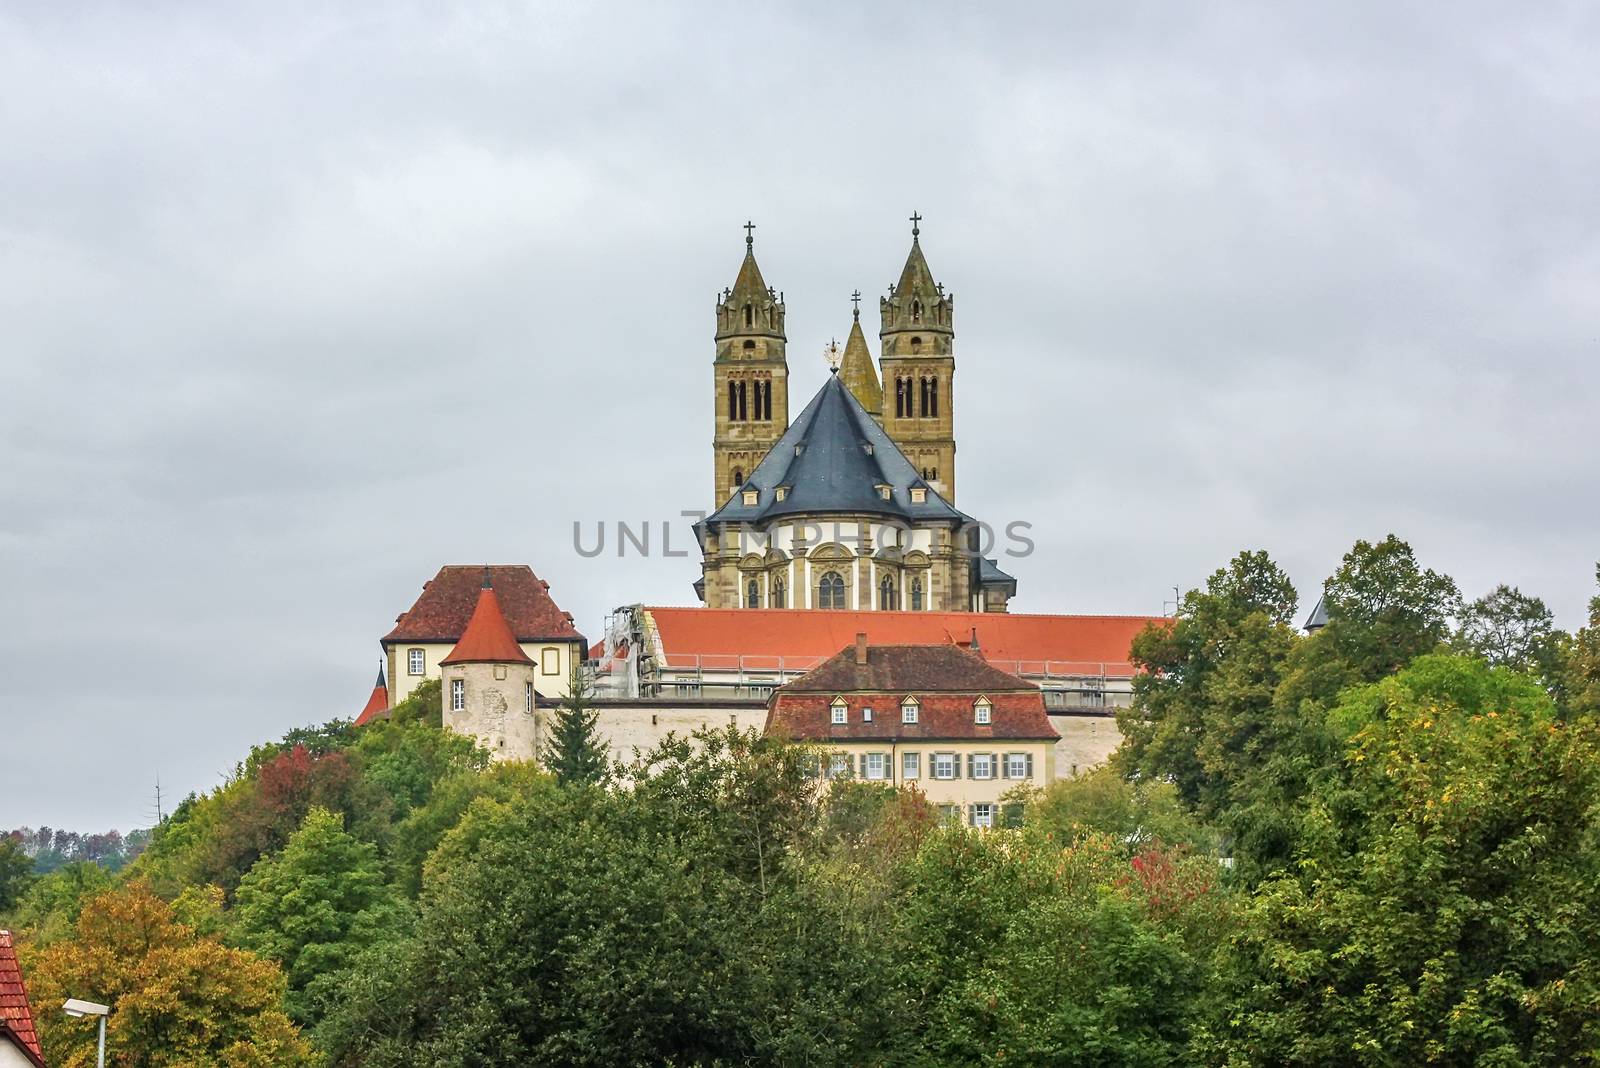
851, 288, 861, 319
909, 210, 922, 238
743, 219, 756, 249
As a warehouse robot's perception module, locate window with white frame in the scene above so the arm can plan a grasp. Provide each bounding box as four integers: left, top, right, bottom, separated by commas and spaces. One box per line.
525, 681, 534, 713
408, 648, 425, 675
862, 707, 874, 722
864, 753, 887, 780
828, 753, 851, 779
933, 752, 956, 779
831, 699, 848, 725
971, 753, 994, 780
450, 678, 465, 712
902, 751, 920, 779
1006, 752, 1029, 780
901, 698, 919, 724
974, 697, 992, 724
971, 803, 995, 828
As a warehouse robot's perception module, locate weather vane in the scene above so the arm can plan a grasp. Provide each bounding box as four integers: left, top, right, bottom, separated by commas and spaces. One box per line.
823, 337, 842, 372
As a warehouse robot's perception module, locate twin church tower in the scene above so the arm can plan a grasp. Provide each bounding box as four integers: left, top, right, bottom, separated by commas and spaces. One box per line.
711, 215, 958, 508
698, 216, 1017, 614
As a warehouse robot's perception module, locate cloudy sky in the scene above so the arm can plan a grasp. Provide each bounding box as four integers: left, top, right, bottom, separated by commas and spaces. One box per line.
3, 3, 1597, 829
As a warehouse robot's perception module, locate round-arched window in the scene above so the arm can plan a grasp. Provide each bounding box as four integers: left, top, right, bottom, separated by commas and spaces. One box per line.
747, 580, 760, 609
819, 571, 845, 610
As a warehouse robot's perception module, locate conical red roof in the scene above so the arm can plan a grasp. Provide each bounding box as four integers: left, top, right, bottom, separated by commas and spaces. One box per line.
441, 585, 534, 665
354, 664, 390, 726
0, 929, 44, 1067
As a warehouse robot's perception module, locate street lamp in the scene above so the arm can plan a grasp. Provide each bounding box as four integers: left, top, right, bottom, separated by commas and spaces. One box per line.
62, 998, 109, 1068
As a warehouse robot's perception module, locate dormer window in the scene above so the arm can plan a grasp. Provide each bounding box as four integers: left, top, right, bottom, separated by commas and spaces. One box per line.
974, 697, 992, 725
910, 487, 927, 504
901, 697, 919, 724
863, 443, 874, 456
774, 486, 788, 502
831, 698, 848, 725
876, 484, 892, 501
794, 443, 805, 456
742, 489, 759, 506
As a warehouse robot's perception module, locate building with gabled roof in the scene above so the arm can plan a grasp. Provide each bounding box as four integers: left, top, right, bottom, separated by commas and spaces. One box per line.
381, 564, 586, 706
767, 637, 1057, 826
0, 930, 46, 1068
437, 574, 541, 761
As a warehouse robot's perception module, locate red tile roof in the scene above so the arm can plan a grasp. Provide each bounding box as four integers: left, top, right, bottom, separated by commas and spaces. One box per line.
354, 666, 390, 727
646, 607, 1162, 676
384, 565, 584, 644
441, 586, 534, 665
0, 930, 45, 1067
767, 644, 1057, 741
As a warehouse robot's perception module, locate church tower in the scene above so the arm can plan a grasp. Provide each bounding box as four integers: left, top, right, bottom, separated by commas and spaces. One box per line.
837, 291, 883, 422
713, 222, 790, 507
879, 213, 956, 503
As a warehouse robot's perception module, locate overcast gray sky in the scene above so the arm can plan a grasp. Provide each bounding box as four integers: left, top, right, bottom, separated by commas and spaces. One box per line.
3, 3, 1598, 829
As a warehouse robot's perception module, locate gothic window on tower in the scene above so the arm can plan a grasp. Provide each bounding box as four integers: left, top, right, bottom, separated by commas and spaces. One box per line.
728, 382, 738, 420
744, 304, 753, 327
742, 339, 755, 352
732, 468, 744, 488
772, 575, 786, 608
879, 576, 896, 611
762, 379, 772, 420
911, 335, 922, 353
919, 377, 929, 416
912, 300, 922, 322
747, 580, 760, 609
929, 378, 939, 417
818, 571, 845, 609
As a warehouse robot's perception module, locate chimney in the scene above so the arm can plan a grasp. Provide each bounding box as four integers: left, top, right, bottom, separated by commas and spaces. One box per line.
970, 627, 981, 652
855, 632, 869, 665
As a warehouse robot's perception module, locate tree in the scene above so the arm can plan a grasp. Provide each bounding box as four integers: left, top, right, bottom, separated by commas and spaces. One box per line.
0, 833, 33, 912
230, 808, 403, 1027
542, 667, 608, 786
1214, 656, 1600, 1065
5, 861, 114, 945
1316, 533, 1460, 684
1027, 764, 1214, 854
1558, 562, 1600, 718
1455, 583, 1559, 675
26, 882, 312, 1067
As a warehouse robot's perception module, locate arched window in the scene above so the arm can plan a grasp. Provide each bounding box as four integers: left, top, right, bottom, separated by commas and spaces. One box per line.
728, 381, 738, 420
911, 577, 924, 611
879, 575, 896, 611
732, 468, 744, 488
929, 378, 939, 417
742, 339, 756, 352
763, 379, 772, 420
819, 571, 845, 609
747, 580, 760, 609
912, 300, 922, 322
737, 380, 748, 421
772, 576, 786, 608
744, 304, 753, 327
919, 377, 930, 416
911, 335, 923, 353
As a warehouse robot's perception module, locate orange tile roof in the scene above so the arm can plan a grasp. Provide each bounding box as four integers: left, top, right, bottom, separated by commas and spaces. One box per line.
644, 608, 1163, 676
0, 930, 44, 1067
441, 586, 534, 665
384, 565, 583, 644
354, 665, 390, 727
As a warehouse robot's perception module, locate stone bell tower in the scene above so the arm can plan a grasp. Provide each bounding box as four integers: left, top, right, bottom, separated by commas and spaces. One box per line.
879, 212, 957, 503
713, 222, 790, 508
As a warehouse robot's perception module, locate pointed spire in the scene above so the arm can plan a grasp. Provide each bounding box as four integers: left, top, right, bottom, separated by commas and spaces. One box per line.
355, 661, 391, 727
838, 309, 882, 417
441, 584, 534, 665
717, 220, 785, 341
881, 210, 952, 338
482, 565, 493, 590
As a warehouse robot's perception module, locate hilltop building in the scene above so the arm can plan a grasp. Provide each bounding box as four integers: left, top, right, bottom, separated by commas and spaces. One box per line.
699, 218, 1014, 612
381, 565, 586, 705
768, 637, 1058, 826
353, 665, 389, 726
438, 574, 541, 761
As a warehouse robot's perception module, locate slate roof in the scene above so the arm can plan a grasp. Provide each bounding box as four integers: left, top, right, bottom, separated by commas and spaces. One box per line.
977, 557, 1017, 595
441, 584, 535, 665
384, 565, 584, 644
0, 930, 44, 1067
1304, 595, 1329, 632
702, 374, 969, 526
767, 643, 1058, 741
893, 235, 941, 304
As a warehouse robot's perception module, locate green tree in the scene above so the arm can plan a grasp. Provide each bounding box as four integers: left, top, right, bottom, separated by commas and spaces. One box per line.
1214, 655, 1600, 1065
5, 861, 114, 945
230, 807, 403, 1027
27, 882, 312, 1067
1027, 764, 1214, 854
1312, 533, 1460, 686
542, 668, 608, 785
1558, 562, 1600, 718
0, 834, 33, 912
1454, 583, 1559, 676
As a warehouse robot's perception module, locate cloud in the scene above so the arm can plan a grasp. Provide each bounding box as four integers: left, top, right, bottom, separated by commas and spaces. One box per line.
2, 1, 1597, 827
